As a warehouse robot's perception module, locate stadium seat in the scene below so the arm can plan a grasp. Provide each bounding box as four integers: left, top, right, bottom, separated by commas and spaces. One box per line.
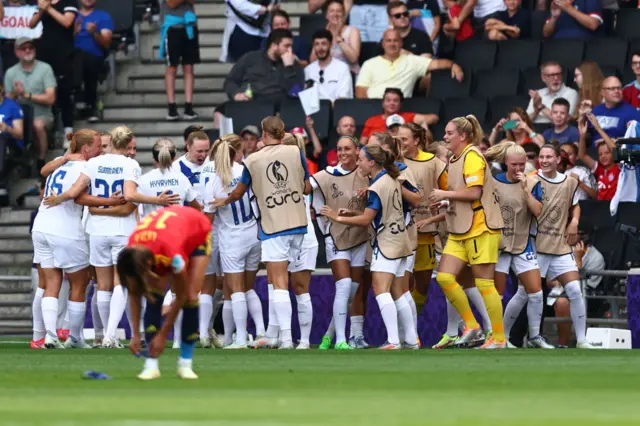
627, 39, 640, 67
584, 38, 628, 71
488, 95, 529, 125
495, 39, 540, 70
359, 42, 381, 66
203, 128, 220, 142
473, 68, 520, 99
97, 0, 135, 39
454, 40, 497, 72
402, 98, 441, 117
540, 39, 585, 71
299, 14, 328, 45
530, 11, 546, 40
616, 9, 640, 40
441, 97, 488, 124
599, 66, 622, 80
279, 99, 332, 140
579, 200, 616, 234
224, 101, 275, 133
332, 98, 381, 132
428, 69, 472, 100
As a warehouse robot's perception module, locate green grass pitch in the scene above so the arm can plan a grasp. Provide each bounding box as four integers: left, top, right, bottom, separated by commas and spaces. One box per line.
1, 340, 640, 425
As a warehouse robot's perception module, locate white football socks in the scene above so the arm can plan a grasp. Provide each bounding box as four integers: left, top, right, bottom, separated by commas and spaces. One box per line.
296, 293, 313, 345
404, 291, 418, 330
333, 278, 352, 344
350, 315, 364, 339
395, 295, 417, 346
503, 285, 528, 338
222, 300, 234, 346
565, 280, 587, 342
32, 288, 45, 340
41, 296, 58, 338
91, 285, 103, 340
465, 287, 492, 333
446, 298, 461, 337
56, 279, 69, 330
198, 294, 213, 338
246, 289, 265, 337
264, 284, 280, 339
376, 293, 399, 345
231, 292, 248, 345
96, 290, 112, 337
527, 290, 543, 338
67, 301, 85, 341
106, 285, 127, 340
274, 289, 292, 344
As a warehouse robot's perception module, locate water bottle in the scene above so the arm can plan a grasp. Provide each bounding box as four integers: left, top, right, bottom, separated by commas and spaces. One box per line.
245, 83, 253, 100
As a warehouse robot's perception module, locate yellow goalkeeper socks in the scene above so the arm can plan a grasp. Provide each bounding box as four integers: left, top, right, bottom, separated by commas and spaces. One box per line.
436, 272, 479, 329
475, 278, 505, 342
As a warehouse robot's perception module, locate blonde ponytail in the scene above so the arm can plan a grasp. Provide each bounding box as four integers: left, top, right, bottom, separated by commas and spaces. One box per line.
450, 115, 484, 146
283, 133, 306, 158
213, 134, 243, 187
110, 126, 134, 151
152, 138, 177, 171
484, 141, 526, 163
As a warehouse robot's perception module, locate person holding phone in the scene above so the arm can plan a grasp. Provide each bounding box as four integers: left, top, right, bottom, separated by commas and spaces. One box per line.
488, 108, 544, 147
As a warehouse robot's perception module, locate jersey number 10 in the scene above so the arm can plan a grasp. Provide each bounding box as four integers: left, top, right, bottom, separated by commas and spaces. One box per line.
230, 193, 252, 225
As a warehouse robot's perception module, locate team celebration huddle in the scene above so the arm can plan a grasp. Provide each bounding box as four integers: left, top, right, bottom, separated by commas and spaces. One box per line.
29, 112, 594, 380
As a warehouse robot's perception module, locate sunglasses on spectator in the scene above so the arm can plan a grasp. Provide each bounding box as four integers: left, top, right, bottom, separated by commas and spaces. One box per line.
603, 86, 622, 91
319, 69, 324, 84
18, 45, 34, 51
543, 72, 562, 78
392, 11, 409, 19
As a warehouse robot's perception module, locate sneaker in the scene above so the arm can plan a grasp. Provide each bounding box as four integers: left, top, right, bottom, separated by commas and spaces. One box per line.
209, 329, 224, 348
278, 341, 294, 350
557, 345, 569, 349
455, 327, 484, 347
577, 340, 596, 349
166, 103, 179, 121
102, 337, 125, 349
506, 340, 519, 349
44, 334, 65, 349
319, 335, 332, 350
527, 335, 555, 349
379, 342, 402, 350
432, 334, 459, 349
348, 336, 370, 349
172, 341, 181, 349
252, 336, 278, 349
200, 336, 212, 348
477, 339, 506, 349
137, 367, 161, 381
402, 342, 420, 350
30, 338, 45, 349
177, 366, 198, 380
87, 111, 100, 123
224, 343, 248, 350
64, 336, 91, 349
183, 104, 198, 120
57, 329, 70, 342
334, 341, 353, 350
296, 342, 310, 350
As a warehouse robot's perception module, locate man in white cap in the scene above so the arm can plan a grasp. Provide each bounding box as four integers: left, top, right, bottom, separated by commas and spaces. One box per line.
360, 87, 438, 144
386, 114, 405, 136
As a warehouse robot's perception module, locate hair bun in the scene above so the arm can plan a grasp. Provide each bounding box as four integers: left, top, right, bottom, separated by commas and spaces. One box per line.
66, 132, 74, 142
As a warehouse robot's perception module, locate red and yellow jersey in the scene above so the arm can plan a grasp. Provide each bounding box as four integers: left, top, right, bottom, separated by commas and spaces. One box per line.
128, 206, 212, 276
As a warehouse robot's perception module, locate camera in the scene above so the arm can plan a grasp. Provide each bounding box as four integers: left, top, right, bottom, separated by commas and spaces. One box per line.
613, 138, 640, 165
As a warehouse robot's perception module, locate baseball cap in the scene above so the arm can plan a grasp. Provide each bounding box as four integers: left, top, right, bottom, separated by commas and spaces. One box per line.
15, 37, 34, 49
240, 125, 260, 137
290, 127, 308, 138
386, 114, 405, 128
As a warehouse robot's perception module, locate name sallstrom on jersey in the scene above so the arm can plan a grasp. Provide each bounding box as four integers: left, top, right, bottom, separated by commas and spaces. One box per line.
265, 161, 303, 209
98, 166, 124, 174
150, 179, 180, 188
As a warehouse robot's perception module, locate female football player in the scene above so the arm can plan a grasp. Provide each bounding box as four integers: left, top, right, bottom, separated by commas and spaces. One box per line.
118, 205, 211, 380
312, 136, 369, 350
535, 143, 593, 349
485, 141, 554, 348
428, 115, 506, 349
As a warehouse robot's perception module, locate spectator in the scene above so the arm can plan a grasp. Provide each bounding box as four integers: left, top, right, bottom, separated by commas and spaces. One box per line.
356, 29, 463, 99
221, 0, 274, 63
543, 0, 602, 39
573, 234, 606, 290
216, 29, 304, 126
542, 98, 579, 144
159, 0, 200, 121
74, 0, 113, 123
336, 115, 356, 137
469, 0, 507, 33
240, 125, 260, 157
4, 38, 56, 171
305, 30, 353, 103
523, 142, 539, 170
0, 80, 24, 192
484, 0, 531, 40
348, 0, 391, 43
560, 142, 596, 200
407, 0, 441, 52
292, 116, 323, 173
591, 76, 640, 142
443, 0, 475, 42
574, 60, 604, 118
386, 114, 405, 136
527, 61, 578, 124
578, 114, 620, 201
359, 87, 438, 144
623, 51, 640, 110
489, 107, 544, 147
386, 1, 434, 57
261, 10, 311, 67
29, 0, 77, 136
311, 0, 360, 74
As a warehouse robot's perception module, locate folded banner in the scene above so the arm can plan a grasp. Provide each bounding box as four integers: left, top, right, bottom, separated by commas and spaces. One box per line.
0, 7, 43, 40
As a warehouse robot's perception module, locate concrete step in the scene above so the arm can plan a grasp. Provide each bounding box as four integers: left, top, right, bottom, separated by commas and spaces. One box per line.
0, 236, 33, 252
81, 120, 211, 136
124, 76, 224, 92
192, 2, 309, 15
140, 16, 301, 33
147, 45, 222, 62
103, 92, 227, 109
0, 208, 32, 225
117, 61, 232, 77
103, 104, 217, 122
0, 226, 30, 237
23, 194, 40, 210
0, 253, 33, 264
0, 293, 31, 304
0, 277, 32, 294
0, 265, 34, 276
0, 305, 30, 319
0, 319, 32, 329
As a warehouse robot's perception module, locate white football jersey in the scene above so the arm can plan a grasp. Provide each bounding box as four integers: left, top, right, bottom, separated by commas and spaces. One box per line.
311, 164, 350, 235
172, 154, 209, 204
301, 194, 318, 249
32, 161, 87, 240
204, 163, 258, 250
84, 153, 140, 236
137, 168, 198, 217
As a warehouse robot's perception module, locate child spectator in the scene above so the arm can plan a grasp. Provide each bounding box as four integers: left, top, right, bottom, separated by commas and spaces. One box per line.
578, 114, 620, 201
443, 0, 475, 41
484, 0, 532, 40
542, 98, 579, 144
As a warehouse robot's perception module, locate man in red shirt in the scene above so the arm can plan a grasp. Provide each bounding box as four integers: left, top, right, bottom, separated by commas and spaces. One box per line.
623, 51, 640, 110
359, 87, 438, 144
